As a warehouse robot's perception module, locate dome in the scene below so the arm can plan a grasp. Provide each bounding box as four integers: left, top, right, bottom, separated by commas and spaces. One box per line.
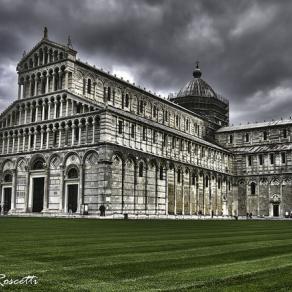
177, 63, 217, 98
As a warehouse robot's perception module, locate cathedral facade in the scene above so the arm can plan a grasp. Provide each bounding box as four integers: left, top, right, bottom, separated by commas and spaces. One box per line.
0, 29, 290, 218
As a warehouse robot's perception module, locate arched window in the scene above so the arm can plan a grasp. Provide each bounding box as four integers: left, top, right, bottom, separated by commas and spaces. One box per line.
192, 173, 196, 185
159, 166, 164, 180
32, 158, 45, 170
229, 134, 233, 144
138, 162, 144, 177
4, 173, 12, 182
125, 94, 129, 107
251, 182, 256, 195
205, 176, 209, 187
245, 133, 249, 142
87, 79, 91, 94
177, 169, 181, 183
68, 167, 79, 179
263, 131, 267, 140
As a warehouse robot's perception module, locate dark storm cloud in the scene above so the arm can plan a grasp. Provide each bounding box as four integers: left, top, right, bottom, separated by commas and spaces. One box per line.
1, 0, 292, 124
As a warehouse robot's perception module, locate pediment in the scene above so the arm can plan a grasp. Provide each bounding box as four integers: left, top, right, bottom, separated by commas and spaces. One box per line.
17, 38, 77, 72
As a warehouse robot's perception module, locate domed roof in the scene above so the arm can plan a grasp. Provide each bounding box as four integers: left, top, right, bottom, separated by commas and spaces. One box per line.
177, 63, 217, 98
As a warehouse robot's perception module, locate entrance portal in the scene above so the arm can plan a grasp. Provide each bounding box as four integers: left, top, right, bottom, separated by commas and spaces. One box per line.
4, 188, 12, 213
32, 177, 44, 212
273, 204, 279, 217
67, 184, 78, 213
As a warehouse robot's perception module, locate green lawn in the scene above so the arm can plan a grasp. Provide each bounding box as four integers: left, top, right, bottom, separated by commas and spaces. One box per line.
1, 218, 292, 291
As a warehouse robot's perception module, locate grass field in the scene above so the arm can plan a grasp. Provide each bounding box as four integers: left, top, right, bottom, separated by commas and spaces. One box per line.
1, 218, 292, 291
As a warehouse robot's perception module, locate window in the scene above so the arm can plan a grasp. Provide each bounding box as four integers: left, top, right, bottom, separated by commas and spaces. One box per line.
248, 156, 252, 166
172, 137, 175, 149
165, 111, 168, 122
159, 166, 164, 180
259, 154, 263, 165
107, 87, 111, 100
153, 106, 157, 117
187, 142, 191, 153
229, 134, 233, 144
87, 79, 91, 94
68, 168, 78, 179
228, 181, 231, 191
162, 134, 167, 148
142, 127, 147, 141
53, 130, 57, 146
205, 176, 209, 188
281, 152, 286, 164
263, 131, 267, 141
176, 116, 179, 127
139, 101, 144, 114
177, 169, 181, 183
218, 179, 221, 189
118, 120, 123, 134
131, 124, 135, 138
251, 182, 256, 195
32, 159, 45, 170
245, 133, 249, 142
186, 120, 189, 131
180, 140, 183, 151
270, 153, 274, 164
4, 173, 12, 182
283, 129, 287, 138
125, 94, 129, 107
191, 173, 196, 185
153, 130, 157, 143
138, 162, 144, 177
30, 134, 34, 148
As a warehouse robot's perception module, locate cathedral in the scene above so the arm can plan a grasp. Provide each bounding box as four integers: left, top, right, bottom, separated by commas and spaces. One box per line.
0, 28, 291, 218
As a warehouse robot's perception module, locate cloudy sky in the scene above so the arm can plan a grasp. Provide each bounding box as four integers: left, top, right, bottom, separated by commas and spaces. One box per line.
1, 0, 292, 124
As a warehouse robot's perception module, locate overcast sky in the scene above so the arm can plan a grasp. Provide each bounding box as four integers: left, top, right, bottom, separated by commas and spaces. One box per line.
1, 0, 292, 125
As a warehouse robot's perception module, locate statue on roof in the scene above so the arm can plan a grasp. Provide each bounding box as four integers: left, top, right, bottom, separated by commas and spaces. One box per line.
67, 35, 73, 49
43, 26, 48, 39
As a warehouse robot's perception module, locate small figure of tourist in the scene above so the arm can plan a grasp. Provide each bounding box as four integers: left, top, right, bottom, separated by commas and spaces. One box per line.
99, 205, 106, 216
249, 212, 252, 219
68, 204, 73, 215
246, 212, 249, 220
211, 210, 214, 218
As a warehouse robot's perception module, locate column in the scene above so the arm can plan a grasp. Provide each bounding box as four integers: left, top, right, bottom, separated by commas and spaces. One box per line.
11, 169, 16, 211
59, 166, 65, 212
54, 101, 57, 119
52, 73, 56, 91
43, 169, 49, 211
33, 132, 37, 151
71, 100, 74, 115
19, 108, 22, 125
28, 132, 31, 150
64, 70, 69, 89
46, 129, 50, 149
78, 165, 84, 213
42, 104, 45, 120
34, 78, 38, 96
24, 106, 28, 123
28, 78, 32, 97
92, 121, 95, 143
78, 124, 82, 145
59, 71, 62, 89
65, 125, 69, 146
30, 104, 34, 123
93, 82, 96, 100
48, 101, 51, 120
71, 125, 75, 145
2, 137, 5, 154
17, 133, 21, 153
0, 184, 3, 215
60, 99, 63, 117
12, 134, 15, 153
59, 128, 62, 148
65, 99, 69, 116
18, 84, 21, 100
45, 75, 49, 94
6, 135, 10, 154
22, 133, 26, 152
35, 105, 39, 122
85, 122, 89, 144
40, 129, 44, 149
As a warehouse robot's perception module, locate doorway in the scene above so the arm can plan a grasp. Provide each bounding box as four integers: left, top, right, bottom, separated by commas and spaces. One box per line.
32, 177, 44, 212
273, 204, 279, 217
3, 188, 12, 213
67, 184, 78, 213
